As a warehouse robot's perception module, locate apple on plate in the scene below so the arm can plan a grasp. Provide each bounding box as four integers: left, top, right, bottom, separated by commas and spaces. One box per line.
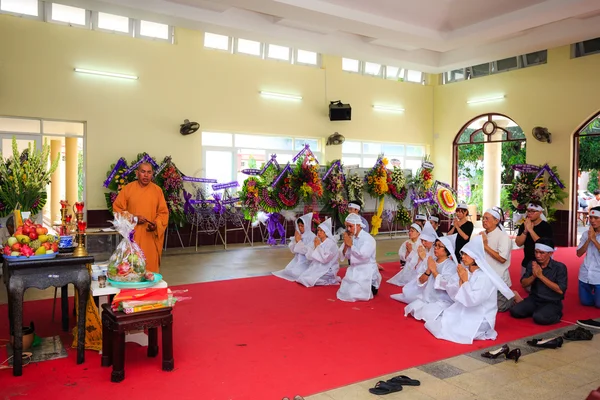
7, 237, 17, 247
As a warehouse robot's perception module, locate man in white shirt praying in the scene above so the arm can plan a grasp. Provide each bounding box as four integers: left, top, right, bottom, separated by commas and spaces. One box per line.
576, 206, 600, 308
337, 213, 381, 302
480, 208, 515, 311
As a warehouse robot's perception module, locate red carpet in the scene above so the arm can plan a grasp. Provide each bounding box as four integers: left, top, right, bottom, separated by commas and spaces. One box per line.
1, 248, 599, 400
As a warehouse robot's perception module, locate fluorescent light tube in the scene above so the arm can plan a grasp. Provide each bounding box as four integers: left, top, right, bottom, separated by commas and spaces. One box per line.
466, 95, 505, 104
74, 68, 138, 80
260, 91, 302, 100
373, 105, 405, 113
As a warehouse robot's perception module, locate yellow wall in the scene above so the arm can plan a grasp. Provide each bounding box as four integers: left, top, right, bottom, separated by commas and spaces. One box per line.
0, 15, 433, 210
433, 46, 600, 210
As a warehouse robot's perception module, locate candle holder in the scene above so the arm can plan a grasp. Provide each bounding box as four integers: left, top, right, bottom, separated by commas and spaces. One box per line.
72, 202, 88, 257
59, 201, 72, 236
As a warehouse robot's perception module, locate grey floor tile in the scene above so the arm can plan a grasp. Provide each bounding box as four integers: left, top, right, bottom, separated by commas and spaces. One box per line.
417, 361, 465, 379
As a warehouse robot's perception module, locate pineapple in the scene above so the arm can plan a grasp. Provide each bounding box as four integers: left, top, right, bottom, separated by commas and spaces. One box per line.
30, 239, 41, 250
47, 235, 56, 243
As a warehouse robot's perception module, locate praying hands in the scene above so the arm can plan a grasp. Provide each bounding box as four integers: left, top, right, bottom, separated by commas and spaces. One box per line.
457, 264, 469, 285
343, 232, 353, 247
406, 242, 413, 254
417, 245, 427, 260
314, 237, 322, 248
295, 231, 302, 243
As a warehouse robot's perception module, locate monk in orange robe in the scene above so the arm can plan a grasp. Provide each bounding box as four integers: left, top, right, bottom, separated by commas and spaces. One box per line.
113, 162, 169, 273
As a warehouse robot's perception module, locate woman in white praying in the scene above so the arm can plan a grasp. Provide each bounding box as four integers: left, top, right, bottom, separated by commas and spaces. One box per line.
296, 218, 341, 287
404, 234, 458, 322
390, 221, 438, 299
424, 235, 515, 344
272, 213, 315, 282
388, 224, 424, 287
337, 213, 382, 302
398, 223, 422, 263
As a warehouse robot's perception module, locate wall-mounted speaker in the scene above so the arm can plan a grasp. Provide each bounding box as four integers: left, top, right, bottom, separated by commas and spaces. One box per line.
329, 101, 351, 121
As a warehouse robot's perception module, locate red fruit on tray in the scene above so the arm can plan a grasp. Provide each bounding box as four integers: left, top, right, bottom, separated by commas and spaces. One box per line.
144, 272, 155, 281
51, 242, 58, 252
11, 242, 21, 252
36, 227, 48, 235
3, 245, 11, 256
29, 232, 38, 240
42, 242, 52, 250
22, 226, 31, 235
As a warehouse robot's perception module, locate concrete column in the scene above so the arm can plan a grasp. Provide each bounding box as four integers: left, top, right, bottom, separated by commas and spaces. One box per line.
482, 141, 502, 212
50, 139, 62, 223
65, 138, 79, 203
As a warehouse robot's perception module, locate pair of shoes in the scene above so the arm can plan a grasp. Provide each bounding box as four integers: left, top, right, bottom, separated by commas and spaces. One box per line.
388, 375, 420, 386
481, 344, 509, 359
577, 319, 600, 330
369, 381, 402, 395
527, 336, 564, 349
564, 327, 594, 341
507, 348, 521, 363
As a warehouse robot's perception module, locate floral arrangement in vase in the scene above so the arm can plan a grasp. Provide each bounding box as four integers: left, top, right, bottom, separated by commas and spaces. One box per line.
0, 137, 60, 217
365, 156, 390, 198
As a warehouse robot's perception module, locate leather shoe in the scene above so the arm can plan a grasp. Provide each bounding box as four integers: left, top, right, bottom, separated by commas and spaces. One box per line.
527, 337, 563, 349
507, 348, 521, 363
481, 344, 509, 359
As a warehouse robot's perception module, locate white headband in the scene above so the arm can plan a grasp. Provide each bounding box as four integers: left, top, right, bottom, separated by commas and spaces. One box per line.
415, 214, 427, 221
457, 203, 469, 210
345, 213, 365, 227
527, 203, 544, 212
428, 216, 439, 222
485, 208, 501, 220
410, 223, 422, 233
348, 203, 361, 211
535, 243, 555, 253
590, 210, 600, 217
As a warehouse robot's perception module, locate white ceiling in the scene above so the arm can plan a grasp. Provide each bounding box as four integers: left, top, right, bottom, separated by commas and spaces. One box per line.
64, 0, 600, 73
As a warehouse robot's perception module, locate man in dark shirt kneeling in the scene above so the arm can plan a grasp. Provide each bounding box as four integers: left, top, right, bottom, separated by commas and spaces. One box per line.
509, 238, 568, 325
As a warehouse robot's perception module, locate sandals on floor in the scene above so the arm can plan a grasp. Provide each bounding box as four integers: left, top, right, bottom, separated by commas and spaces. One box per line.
564, 327, 593, 341
388, 375, 421, 386
369, 380, 403, 395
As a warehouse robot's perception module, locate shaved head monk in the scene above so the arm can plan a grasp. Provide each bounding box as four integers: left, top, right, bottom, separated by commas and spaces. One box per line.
113, 162, 169, 273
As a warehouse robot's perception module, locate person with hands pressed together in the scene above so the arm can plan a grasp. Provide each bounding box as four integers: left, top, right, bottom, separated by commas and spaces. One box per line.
112, 162, 169, 273
480, 207, 515, 311
388, 224, 423, 286
296, 218, 341, 287
273, 213, 315, 281
447, 204, 474, 262
576, 206, 600, 308
429, 215, 445, 237
337, 213, 381, 302
515, 200, 553, 275
509, 238, 567, 325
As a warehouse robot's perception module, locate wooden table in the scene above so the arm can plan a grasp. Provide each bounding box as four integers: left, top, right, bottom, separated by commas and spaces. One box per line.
2, 255, 94, 376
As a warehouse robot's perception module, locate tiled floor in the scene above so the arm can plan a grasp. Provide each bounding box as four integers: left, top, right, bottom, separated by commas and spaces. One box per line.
1, 234, 599, 400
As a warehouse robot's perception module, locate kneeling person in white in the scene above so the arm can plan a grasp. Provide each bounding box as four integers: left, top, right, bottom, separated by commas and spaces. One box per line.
425, 236, 514, 344
273, 213, 315, 281
337, 214, 382, 302
297, 218, 341, 287
388, 224, 423, 287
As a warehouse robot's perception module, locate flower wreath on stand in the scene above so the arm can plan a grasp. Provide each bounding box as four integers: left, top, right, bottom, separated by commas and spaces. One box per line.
272, 163, 299, 211
153, 157, 185, 226
365, 155, 390, 235
239, 177, 261, 220
293, 153, 323, 206
346, 171, 364, 206
408, 156, 437, 216
321, 160, 348, 228
387, 166, 407, 204
258, 162, 282, 214
104, 158, 134, 214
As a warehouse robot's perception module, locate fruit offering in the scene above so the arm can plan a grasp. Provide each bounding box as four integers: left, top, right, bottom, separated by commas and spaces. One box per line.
107, 212, 147, 282
3, 219, 57, 257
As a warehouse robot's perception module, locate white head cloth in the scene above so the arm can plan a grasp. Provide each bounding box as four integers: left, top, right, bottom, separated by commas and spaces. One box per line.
527, 203, 547, 221
535, 243, 555, 253
318, 218, 333, 239
590, 209, 600, 218
345, 213, 365, 228
485, 208, 504, 231
420, 221, 439, 242
428, 216, 439, 223
296, 213, 314, 237
410, 223, 422, 233
457, 203, 469, 210
461, 235, 514, 300
348, 203, 361, 211
415, 214, 427, 221
437, 234, 458, 265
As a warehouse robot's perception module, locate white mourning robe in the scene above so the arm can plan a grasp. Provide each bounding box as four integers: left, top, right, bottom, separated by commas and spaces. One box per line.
388, 243, 423, 287
337, 230, 382, 302
398, 238, 421, 263
272, 229, 316, 282
390, 247, 435, 302
404, 258, 457, 322
296, 237, 341, 287
424, 268, 499, 344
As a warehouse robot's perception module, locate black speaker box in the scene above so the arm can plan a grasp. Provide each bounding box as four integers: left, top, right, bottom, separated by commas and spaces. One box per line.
329, 103, 351, 121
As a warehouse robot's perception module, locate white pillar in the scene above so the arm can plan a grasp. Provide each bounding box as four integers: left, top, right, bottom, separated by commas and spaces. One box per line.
483, 142, 502, 212
65, 138, 79, 203
50, 139, 62, 223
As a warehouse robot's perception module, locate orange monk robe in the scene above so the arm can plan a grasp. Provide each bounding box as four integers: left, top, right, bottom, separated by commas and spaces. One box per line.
113, 181, 169, 273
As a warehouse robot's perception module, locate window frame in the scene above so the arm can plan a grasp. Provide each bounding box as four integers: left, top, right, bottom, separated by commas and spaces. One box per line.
234, 37, 264, 58
46, 2, 91, 29
92, 10, 133, 36
134, 19, 174, 43
266, 43, 292, 63
341, 139, 426, 174
363, 61, 383, 78
203, 32, 233, 52
0, 0, 43, 19
341, 58, 361, 74
293, 49, 320, 67
521, 50, 547, 67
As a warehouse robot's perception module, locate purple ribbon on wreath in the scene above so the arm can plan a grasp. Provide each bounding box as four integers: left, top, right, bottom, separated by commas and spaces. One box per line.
411, 191, 435, 207
272, 163, 292, 188
535, 164, 565, 189
213, 193, 224, 214
183, 190, 194, 216
104, 158, 127, 188
322, 160, 341, 181
266, 213, 286, 245
512, 164, 541, 173
122, 154, 156, 176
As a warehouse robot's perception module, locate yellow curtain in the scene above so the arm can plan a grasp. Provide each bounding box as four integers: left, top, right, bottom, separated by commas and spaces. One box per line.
370, 197, 385, 236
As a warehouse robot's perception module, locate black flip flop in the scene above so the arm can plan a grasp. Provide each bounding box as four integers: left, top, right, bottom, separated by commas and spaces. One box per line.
388, 375, 421, 386
368, 380, 403, 395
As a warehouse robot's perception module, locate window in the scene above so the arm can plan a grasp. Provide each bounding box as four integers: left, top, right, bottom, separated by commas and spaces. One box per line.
1, 0, 39, 16
469, 63, 490, 78
204, 32, 230, 51
385, 66, 401, 80
341, 140, 425, 174
267, 44, 290, 61
202, 132, 322, 185
236, 38, 262, 56
342, 58, 360, 72
96, 12, 130, 33
521, 50, 547, 67
138, 20, 171, 40
444, 68, 465, 84
405, 70, 423, 83
494, 57, 518, 72
574, 37, 600, 58
364, 62, 382, 76
295, 49, 318, 65
50, 3, 87, 26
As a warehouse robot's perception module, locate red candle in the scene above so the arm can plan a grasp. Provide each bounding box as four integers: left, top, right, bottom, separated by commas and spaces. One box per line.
77, 220, 87, 233
65, 214, 72, 223
74, 202, 85, 213
60, 200, 69, 209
